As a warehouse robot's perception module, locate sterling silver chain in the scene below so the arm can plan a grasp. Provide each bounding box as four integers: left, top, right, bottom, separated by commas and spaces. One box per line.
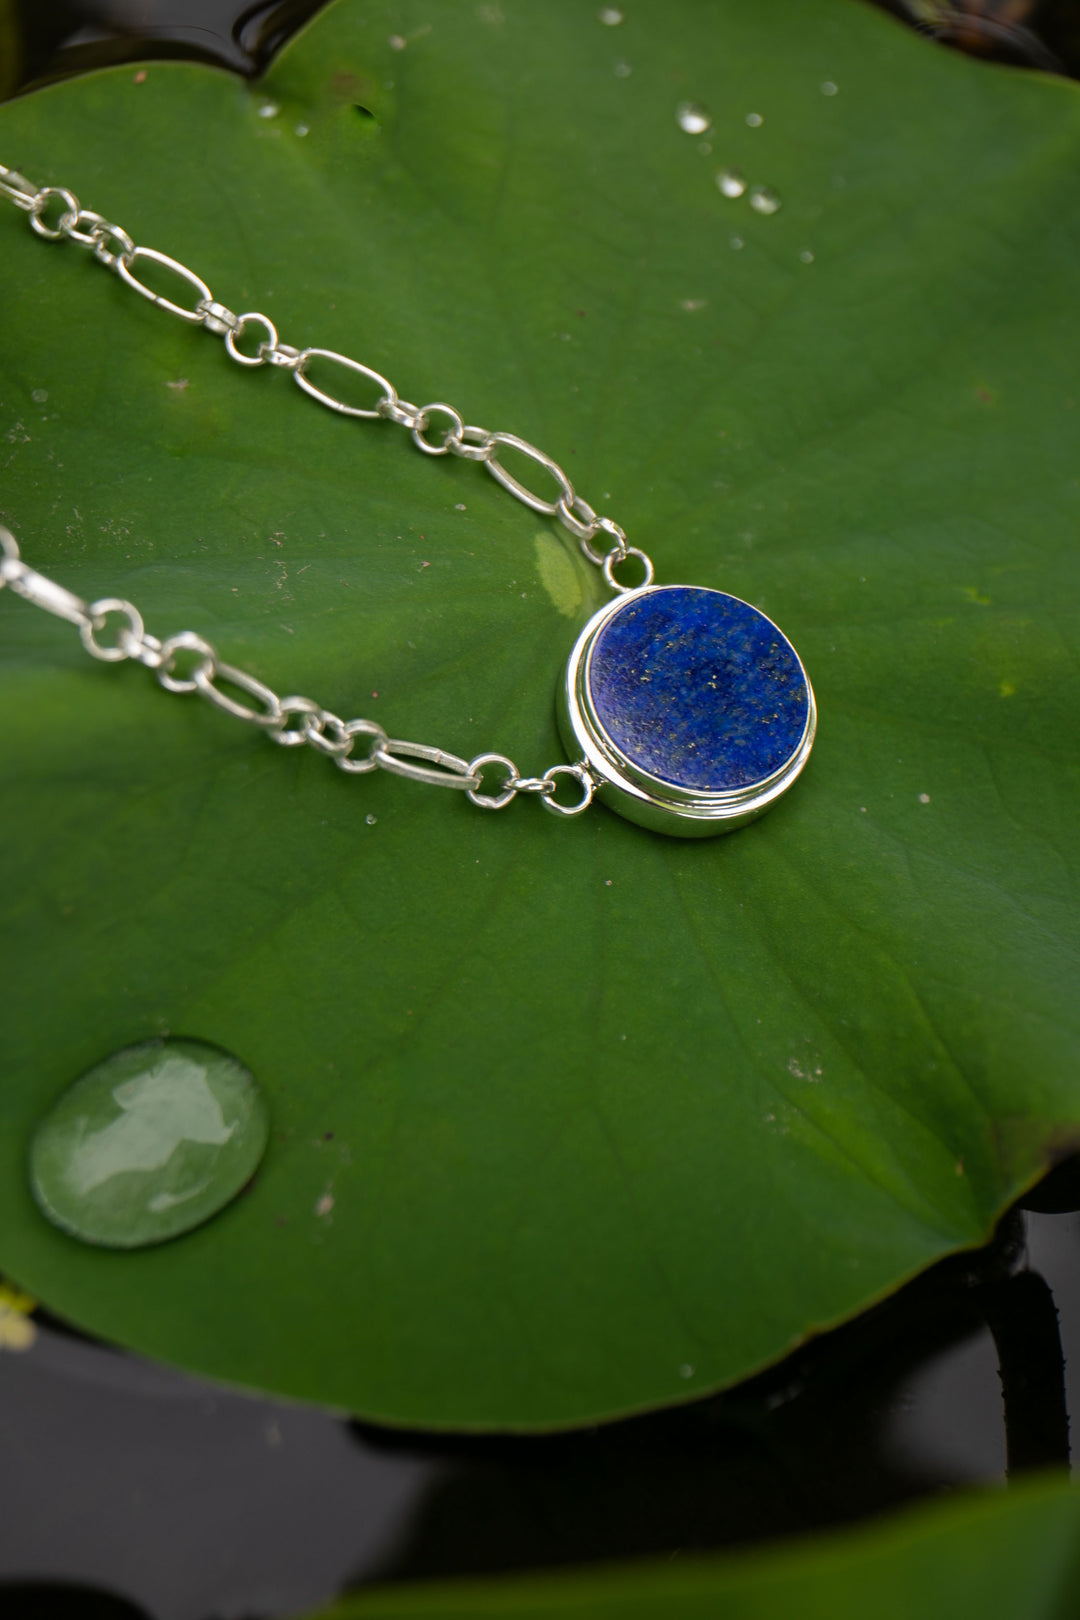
0, 163, 658, 818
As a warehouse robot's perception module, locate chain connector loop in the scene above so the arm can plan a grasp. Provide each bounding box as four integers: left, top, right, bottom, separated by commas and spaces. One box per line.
447, 424, 495, 462
29, 187, 79, 240
115, 245, 214, 324
411, 402, 464, 456
61, 208, 108, 248
92, 221, 135, 268
224, 311, 279, 366
80, 598, 145, 662
334, 717, 389, 774
378, 397, 422, 429
603, 545, 654, 594
540, 762, 596, 818
294, 348, 396, 418
596, 516, 628, 563
302, 708, 353, 755
465, 752, 519, 809
556, 493, 600, 544
156, 631, 217, 693
193, 660, 282, 726
270, 694, 323, 746
264, 341, 301, 369
374, 739, 481, 790
198, 299, 240, 337
129, 631, 164, 669
508, 774, 557, 798
484, 432, 575, 516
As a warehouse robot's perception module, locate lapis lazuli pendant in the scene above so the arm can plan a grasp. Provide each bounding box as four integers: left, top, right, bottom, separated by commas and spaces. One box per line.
559, 584, 816, 836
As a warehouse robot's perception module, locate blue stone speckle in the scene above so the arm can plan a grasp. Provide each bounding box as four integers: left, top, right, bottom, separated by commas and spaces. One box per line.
588, 586, 809, 792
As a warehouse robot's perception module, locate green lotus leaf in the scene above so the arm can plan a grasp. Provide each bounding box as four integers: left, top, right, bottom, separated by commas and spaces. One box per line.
0, 0, 1078, 1427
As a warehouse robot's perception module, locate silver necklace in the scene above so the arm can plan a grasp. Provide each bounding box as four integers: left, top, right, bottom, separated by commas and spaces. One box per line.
0, 163, 816, 837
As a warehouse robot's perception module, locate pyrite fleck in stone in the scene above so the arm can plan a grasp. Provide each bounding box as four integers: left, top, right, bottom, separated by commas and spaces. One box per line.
29, 1038, 269, 1248
587, 586, 810, 791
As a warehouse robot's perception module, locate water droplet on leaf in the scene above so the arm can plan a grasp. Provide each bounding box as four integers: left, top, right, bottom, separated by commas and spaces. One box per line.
676, 101, 711, 135
598, 5, 623, 22
749, 185, 781, 215
716, 169, 746, 199
613, 59, 632, 77
29, 1039, 269, 1249
745, 111, 763, 128
821, 80, 838, 96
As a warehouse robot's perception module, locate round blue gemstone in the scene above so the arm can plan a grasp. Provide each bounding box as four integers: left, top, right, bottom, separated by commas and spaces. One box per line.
587, 586, 809, 792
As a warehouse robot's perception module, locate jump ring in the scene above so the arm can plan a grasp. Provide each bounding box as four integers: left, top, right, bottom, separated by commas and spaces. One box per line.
80, 597, 145, 663
156, 631, 217, 693
335, 718, 390, 775
224, 312, 279, 367
412, 402, 465, 456
465, 752, 519, 810
540, 763, 595, 818
602, 546, 654, 594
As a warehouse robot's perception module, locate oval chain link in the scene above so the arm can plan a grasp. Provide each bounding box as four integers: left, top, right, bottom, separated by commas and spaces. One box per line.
0, 165, 648, 818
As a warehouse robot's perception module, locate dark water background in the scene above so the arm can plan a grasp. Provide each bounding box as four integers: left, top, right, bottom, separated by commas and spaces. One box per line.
2, 1165, 1078, 1619
3, 3, 1079, 1615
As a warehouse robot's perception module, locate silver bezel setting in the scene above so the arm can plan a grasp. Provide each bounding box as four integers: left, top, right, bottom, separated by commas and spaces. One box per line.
559, 585, 816, 837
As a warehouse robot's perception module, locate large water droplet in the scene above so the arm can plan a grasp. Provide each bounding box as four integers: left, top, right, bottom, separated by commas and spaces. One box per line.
598, 5, 624, 22
749, 185, 781, 215
676, 102, 711, 135
716, 169, 746, 199
30, 1039, 270, 1249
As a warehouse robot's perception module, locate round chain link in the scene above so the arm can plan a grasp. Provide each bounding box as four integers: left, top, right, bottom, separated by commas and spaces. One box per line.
224, 311, 279, 366
79, 598, 145, 662
465, 752, 520, 810
157, 631, 217, 693
29, 187, 79, 240
411, 403, 464, 456
603, 545, 654, 593
540, 764, 596, 818
335, 718, 389, 774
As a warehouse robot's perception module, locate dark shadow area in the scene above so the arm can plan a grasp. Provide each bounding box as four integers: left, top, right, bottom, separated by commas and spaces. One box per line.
5, 0, 1080, 104
0, 1585, 151, 1619
0, 1169, 1076, 1620
873, 0, 1080, 75
0, 0, 329, 97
